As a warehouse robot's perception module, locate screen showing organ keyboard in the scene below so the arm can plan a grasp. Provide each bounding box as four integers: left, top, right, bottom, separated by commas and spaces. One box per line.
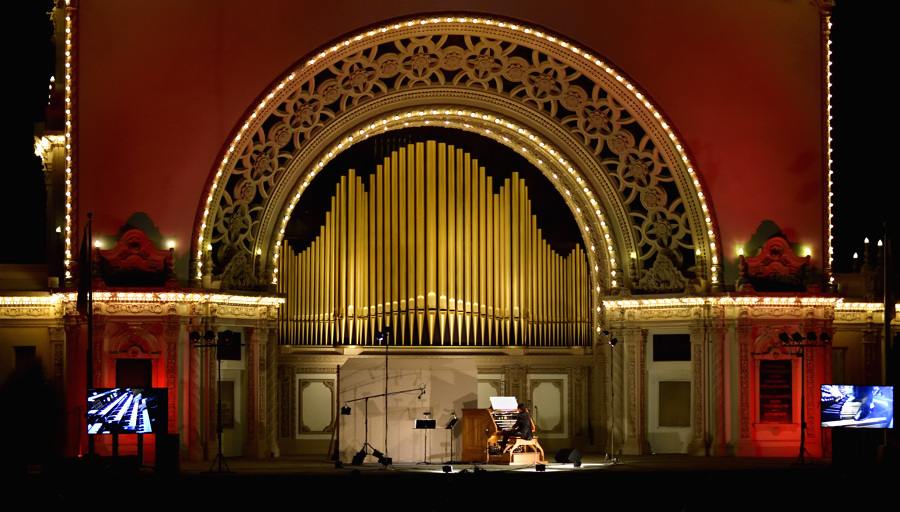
87, 388, 166, 435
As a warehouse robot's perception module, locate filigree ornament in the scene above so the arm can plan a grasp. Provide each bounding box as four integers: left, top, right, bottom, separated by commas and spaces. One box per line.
454, 37, 509, 89
516, 58, 575, 116
607, 130, 634, 155
333, 52, 383, 107
633, 208, 689, 254
398, 37, 443, 83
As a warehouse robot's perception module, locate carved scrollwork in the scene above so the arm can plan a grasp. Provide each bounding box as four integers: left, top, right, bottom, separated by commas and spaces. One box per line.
106, 303, 166, 315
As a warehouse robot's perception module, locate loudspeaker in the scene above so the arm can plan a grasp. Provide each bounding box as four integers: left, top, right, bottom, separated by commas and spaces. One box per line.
555, 448, 582, 465
217, 331, 242, 361
155, 433, 180, 474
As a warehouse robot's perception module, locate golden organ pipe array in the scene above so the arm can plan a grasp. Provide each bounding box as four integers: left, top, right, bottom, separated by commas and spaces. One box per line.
278, 141, 590, 346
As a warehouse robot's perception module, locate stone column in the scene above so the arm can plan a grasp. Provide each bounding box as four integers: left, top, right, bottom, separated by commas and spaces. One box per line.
803, 341, 820, 452
177, 321, 201, 460
734, 322, 754, 455
621, 328, 649, 455
687, 326, 706, 455
709, 324, 729, 456
92, 320, 106, 387
862, 329, 880, 385
206, 325, 218, 460
49, 326, 66, 395
244, 326, 269, 457
64, 320, 84, 457
607, 335, 622, 456
266, 325, 280, 457
159, 320, 178, 440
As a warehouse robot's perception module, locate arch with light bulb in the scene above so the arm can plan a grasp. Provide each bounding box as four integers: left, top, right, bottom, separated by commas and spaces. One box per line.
191, 15, 723, 329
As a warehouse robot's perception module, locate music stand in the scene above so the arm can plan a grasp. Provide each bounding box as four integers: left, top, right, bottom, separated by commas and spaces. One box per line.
415, 415, 436, 464
444, 414, 459, 463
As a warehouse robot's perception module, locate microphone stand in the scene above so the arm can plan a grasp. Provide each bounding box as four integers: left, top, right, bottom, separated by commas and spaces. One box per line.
344, 385, 425, 467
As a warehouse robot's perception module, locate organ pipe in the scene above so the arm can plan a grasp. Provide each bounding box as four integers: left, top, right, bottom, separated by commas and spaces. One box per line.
278, 142, 589, 347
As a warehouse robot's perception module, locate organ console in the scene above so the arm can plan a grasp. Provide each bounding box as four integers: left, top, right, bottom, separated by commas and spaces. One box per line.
461, 397, 544, 464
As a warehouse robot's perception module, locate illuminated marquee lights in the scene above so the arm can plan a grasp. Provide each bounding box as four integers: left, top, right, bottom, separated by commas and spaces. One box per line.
824, 16, 835, 285
0, 296, 61, 306
56, 292, 285, 306
62, 9, 76, 280
603, 296, 847, 309
190, 15, 719, 307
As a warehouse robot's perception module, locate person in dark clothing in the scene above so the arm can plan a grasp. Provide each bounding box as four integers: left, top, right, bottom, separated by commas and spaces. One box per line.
500, 403, 533, 452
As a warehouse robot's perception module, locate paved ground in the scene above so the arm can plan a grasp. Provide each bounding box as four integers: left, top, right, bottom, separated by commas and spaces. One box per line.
7, 452, 894, 510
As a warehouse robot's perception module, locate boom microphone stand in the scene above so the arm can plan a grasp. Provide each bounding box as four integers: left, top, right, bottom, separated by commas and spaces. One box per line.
603, 331, 622, 464
342, 385, 426, 466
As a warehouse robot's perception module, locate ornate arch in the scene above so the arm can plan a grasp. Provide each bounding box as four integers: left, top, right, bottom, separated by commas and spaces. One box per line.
192, 14, 723, 307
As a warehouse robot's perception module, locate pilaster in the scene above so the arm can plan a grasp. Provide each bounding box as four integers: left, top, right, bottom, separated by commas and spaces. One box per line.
687, 325, 706, 455
709, 324, 729, 456
621, 327, 649, 455
244, 326, 270, 457
734, 322, 754, 455
266, 326, 280, 457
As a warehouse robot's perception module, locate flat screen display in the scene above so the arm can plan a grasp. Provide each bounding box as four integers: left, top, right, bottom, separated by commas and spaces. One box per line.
87, 388, 167, 435
820, 385, 893, 429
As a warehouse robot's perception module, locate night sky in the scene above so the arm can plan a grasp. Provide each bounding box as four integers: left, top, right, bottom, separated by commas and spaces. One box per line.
6, 2, 894, 277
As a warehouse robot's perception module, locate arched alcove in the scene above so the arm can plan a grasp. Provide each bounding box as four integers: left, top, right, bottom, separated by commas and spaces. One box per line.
192, 14, 723, 343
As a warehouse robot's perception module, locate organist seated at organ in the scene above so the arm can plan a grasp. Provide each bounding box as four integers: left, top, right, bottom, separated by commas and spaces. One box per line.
499, 403, 533, 452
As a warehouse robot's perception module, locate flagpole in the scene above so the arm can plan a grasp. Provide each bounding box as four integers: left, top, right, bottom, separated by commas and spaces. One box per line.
884, 222, 893, 387
86, 212, 93, 455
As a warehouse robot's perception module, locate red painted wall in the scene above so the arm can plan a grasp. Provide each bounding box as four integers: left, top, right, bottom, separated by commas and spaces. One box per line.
76, 0, 825, 280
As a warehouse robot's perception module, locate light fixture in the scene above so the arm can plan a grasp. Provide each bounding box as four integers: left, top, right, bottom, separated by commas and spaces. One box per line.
341, 404, 351, 415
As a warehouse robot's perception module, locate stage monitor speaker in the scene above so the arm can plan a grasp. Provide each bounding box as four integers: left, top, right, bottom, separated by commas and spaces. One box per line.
155, 432, 180, 475
555, 448, 582, 465
217, 331, 242, 361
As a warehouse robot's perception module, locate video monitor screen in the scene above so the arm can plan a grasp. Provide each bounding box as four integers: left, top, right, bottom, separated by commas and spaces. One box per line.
87, 388, 167, 435
821, 385, 893, 429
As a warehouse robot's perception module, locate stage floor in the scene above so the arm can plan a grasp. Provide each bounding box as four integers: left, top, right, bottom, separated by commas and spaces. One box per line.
16, 452, 894, 510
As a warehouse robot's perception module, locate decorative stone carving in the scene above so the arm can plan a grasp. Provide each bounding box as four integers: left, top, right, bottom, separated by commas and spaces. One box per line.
636, 251, 685, 291
737, 236, 811, 292
108, 325, 159, 357
221, 251, 259, 291
94, 229, 176, 287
